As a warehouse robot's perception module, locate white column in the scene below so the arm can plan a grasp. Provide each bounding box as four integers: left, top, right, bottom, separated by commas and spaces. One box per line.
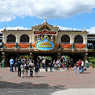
2, 33, 5, 43
3, 33, 7, 43
70, 34, 74, 44
17, 33, 20, 43
29, 33, 32, 43
16, 33, 18, 43
83, 34, 87, 44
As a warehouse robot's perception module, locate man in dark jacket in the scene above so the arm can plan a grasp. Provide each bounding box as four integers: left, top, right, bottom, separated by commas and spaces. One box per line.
17, 59, 22, 77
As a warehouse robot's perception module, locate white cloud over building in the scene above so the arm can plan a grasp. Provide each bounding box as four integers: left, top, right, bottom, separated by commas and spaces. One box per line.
0, 0, 95, 22
59, 26, 95, 34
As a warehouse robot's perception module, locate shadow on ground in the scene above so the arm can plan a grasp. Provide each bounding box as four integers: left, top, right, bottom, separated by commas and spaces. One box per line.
0, 81, 67, 95
83, 72, 91, 74
0, 81, 65, 89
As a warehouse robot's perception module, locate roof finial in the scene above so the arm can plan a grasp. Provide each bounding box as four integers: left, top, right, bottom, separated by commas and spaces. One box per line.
83, 28, 86, 32
44, 17, 47, 23
4, 27, 6, 31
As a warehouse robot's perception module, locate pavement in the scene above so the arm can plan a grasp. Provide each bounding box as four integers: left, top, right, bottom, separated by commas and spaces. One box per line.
0, 67, 95, 95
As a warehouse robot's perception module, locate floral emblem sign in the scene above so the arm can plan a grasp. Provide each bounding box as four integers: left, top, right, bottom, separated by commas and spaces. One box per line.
36, 38, 55, 51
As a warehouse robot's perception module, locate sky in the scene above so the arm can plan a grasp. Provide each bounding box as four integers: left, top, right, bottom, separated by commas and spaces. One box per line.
0, 0, 95, 33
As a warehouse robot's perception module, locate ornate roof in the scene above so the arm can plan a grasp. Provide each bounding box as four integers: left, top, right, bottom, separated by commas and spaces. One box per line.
32, 19, 59, 31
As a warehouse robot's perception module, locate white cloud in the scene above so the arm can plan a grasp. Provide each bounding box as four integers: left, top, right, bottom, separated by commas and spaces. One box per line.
88, 27, 95, 34
0, 28, 3, 33
59, 26, 95, 34
0, 0, 95, 22
0, 27, 29, 33
5, 27, 29, 30
58, 26, 82, 31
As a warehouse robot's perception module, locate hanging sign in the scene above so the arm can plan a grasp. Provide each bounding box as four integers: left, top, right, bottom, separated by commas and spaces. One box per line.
36, 38, 55, 51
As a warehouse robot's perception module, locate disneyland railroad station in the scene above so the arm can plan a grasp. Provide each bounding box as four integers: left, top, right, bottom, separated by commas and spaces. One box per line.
0, 19, 95, 66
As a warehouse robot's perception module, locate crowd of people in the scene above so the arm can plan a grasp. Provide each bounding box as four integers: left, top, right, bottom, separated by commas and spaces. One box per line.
9, 56, 87, 78
10, 57, 39, 78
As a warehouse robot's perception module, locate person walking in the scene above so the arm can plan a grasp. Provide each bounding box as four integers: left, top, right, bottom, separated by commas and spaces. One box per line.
74, 64, 77, 73
56, 59, 60, 70
35, 63, 39, 77
24, 63, 29, 77
37, 59, 40, 69
66, 58, 69, 70
62, 62, 65, 70
14, 58, 17, 71
20, 62, 25, 78
44, 59, 48, 72
81, 60, 84, 73
77, 59, 82, 74
17, 59, 22, 77
29, 60, 34, 77
10, 57, 14, 72
49, 59, 53, 72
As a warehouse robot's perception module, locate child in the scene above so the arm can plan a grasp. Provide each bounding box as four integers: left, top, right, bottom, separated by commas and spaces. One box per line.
74, 64, 77, 73
84, 67, 86, 71
69, 65, 71, 70
62, 63, 65, 70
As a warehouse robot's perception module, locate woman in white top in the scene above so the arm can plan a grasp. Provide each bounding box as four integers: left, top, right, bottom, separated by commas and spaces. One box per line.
20, 62, 25, 78
81, 60, 84, 73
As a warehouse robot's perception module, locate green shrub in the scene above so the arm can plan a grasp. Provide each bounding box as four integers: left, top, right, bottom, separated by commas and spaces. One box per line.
88, 57, 95, 64
92, 64, 95, 68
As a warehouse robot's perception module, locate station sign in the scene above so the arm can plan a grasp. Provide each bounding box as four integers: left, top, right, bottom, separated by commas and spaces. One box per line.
34, 29, 56, 35
36, 38, 55, 51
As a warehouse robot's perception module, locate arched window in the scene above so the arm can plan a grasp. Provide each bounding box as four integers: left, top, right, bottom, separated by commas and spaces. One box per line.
20, 34, 29, 43
74, 35, 83, 43
7, 34, 16, 43
61, 35, 70, 43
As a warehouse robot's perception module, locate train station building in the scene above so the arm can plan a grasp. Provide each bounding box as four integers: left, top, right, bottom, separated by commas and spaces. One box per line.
0, 19, 95, 66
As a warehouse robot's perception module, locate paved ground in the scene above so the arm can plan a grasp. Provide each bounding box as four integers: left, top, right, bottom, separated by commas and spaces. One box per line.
0, 88, 95, 95
0, 67, 95, 95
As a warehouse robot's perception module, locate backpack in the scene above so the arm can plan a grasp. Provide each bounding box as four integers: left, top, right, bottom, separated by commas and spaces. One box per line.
29, 62, 34, 67
25, 64, 29, 70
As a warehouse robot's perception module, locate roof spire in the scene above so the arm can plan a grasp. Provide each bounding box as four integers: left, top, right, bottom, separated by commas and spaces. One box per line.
4, 27, 6, 31
44, 17, 47, 23
83, 28, 86, 32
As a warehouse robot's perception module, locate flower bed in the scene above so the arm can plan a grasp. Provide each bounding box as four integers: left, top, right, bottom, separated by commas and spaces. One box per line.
55, 43, 59, 48
74, 44, 86, 49
18, 43, 30, 48
60, 44, 72, 49
32, 43, 36, 47
4, 43, 16, 48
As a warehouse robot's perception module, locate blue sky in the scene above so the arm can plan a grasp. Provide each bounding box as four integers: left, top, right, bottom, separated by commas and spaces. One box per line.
0, 0, 95, 33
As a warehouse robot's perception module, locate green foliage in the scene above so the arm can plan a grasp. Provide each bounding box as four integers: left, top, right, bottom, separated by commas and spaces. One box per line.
20, 55, 29, 58
38, 56, 52, 60
92, 64, 95, 68
88, 57, 95, 64
45, 56, 52, 59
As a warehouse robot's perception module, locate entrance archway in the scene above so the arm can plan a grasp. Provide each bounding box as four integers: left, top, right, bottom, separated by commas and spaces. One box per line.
33, 53, 57, 61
